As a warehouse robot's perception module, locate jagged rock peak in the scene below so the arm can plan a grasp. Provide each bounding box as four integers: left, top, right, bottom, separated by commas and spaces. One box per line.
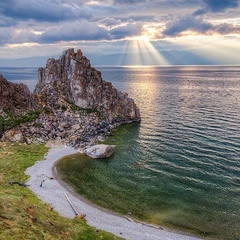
34, 48, 140, 122
0, 74, 38, 114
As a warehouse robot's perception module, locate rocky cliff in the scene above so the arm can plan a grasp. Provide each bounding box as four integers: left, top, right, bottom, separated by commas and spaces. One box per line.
0, 49, 140, 147
34, 48, 140, 122
0, 74, 40, 139
0, 74, 38, 114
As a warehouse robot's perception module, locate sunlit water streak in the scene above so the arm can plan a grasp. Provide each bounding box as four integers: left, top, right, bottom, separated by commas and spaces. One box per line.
1, 66, 240, 239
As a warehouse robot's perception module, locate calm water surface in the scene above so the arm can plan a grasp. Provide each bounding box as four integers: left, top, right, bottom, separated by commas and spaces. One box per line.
1, 66, 240, 239
0, 67, 38, 92
58, 66, 240, 240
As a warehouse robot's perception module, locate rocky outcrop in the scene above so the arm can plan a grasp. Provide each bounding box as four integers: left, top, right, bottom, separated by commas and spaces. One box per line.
0, 74, 39, 138
1, 48, 140, 147
34, 48, 140, 122
0, 74, 38, 114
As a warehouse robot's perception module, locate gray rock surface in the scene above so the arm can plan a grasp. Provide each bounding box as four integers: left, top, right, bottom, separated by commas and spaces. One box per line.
34, 48, 140, 122
84, 144, 115, 158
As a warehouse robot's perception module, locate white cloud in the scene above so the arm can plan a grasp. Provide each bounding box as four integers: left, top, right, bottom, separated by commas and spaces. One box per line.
0, 0, 240, 65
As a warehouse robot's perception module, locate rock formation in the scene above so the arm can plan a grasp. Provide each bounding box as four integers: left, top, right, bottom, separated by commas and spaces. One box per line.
34, 48, 140, 122
0, 74, 39, 138
0, 48, 140, 148
0, 74, 38, 114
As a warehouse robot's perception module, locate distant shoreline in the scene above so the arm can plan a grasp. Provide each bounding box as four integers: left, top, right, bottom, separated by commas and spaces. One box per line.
25, 141, 201, 240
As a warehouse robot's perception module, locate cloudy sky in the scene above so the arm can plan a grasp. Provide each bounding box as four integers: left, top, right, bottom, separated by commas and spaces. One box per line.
0, 0, 240, 66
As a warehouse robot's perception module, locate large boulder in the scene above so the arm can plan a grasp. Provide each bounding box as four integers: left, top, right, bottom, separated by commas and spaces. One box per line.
84, 144, 115, 158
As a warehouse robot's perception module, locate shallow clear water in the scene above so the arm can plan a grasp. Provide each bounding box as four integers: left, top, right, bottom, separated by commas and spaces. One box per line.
1, 66, 240, 239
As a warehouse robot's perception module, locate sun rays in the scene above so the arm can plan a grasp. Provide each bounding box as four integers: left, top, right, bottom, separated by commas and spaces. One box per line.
115, 30, 240, 67
118, 36, 169, 66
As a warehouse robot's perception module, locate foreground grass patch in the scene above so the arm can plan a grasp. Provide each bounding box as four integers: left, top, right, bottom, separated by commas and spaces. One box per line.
0, 142, 121, 240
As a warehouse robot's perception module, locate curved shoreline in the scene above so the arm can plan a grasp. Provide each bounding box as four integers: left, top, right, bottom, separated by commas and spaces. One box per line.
25, 143, 202, 240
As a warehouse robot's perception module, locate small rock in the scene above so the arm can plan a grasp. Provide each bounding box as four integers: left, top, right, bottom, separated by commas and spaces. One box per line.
84, 144, 115, 158
1, 129, 23, 142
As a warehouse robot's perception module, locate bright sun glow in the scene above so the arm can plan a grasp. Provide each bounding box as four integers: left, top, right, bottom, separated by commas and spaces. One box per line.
7, 43, 40, 48
138, 35, 150, 42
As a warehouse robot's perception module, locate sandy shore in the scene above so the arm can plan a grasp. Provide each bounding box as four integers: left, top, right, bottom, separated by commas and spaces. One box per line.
25, 143, 202, 240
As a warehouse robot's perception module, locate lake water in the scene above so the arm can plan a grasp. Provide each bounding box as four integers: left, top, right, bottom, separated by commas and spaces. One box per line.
0, 67, 38, 92
1, 66, 240, 239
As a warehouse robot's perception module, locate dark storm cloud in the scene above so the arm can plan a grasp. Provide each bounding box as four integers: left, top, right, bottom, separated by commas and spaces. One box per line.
202, 0, 239, 13
109, 22, 143, 39
113, 0, 146, 4
0, 28, 14, 45
163, 0, 240, 37
34, 21, 143, 43
163, 16, 212, 37
213, 23, 240, 34
0, 0, 239, 47
0, 0, 90, 23
193, 0, 240, 15
0, 16, 18, 27
37, 21, 110, 43
163, 15, 240, 37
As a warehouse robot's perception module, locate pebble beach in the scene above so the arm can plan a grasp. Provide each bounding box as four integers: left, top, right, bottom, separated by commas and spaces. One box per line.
25, 142, 201, 240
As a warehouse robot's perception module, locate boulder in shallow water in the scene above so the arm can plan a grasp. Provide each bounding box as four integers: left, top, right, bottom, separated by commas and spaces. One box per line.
84, 144, 115, 158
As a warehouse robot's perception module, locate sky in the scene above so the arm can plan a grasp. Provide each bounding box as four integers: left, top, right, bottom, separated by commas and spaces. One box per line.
0, 0, 240, 66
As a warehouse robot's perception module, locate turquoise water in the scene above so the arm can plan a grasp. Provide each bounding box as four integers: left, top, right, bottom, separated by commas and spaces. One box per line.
1, 66, 240, 239
57, 66, 240, 240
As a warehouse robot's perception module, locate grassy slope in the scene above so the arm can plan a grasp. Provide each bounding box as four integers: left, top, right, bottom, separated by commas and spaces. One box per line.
0, 142, 122, 240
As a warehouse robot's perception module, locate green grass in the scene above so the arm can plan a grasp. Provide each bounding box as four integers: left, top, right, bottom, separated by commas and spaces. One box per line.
0, 142, 122, 240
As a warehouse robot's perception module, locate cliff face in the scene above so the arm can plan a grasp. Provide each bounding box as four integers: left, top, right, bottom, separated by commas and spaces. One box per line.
0, 74, 39, 139
0, 74, 38, 114
1, 48, 140, 147
34, 48, 140, 122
